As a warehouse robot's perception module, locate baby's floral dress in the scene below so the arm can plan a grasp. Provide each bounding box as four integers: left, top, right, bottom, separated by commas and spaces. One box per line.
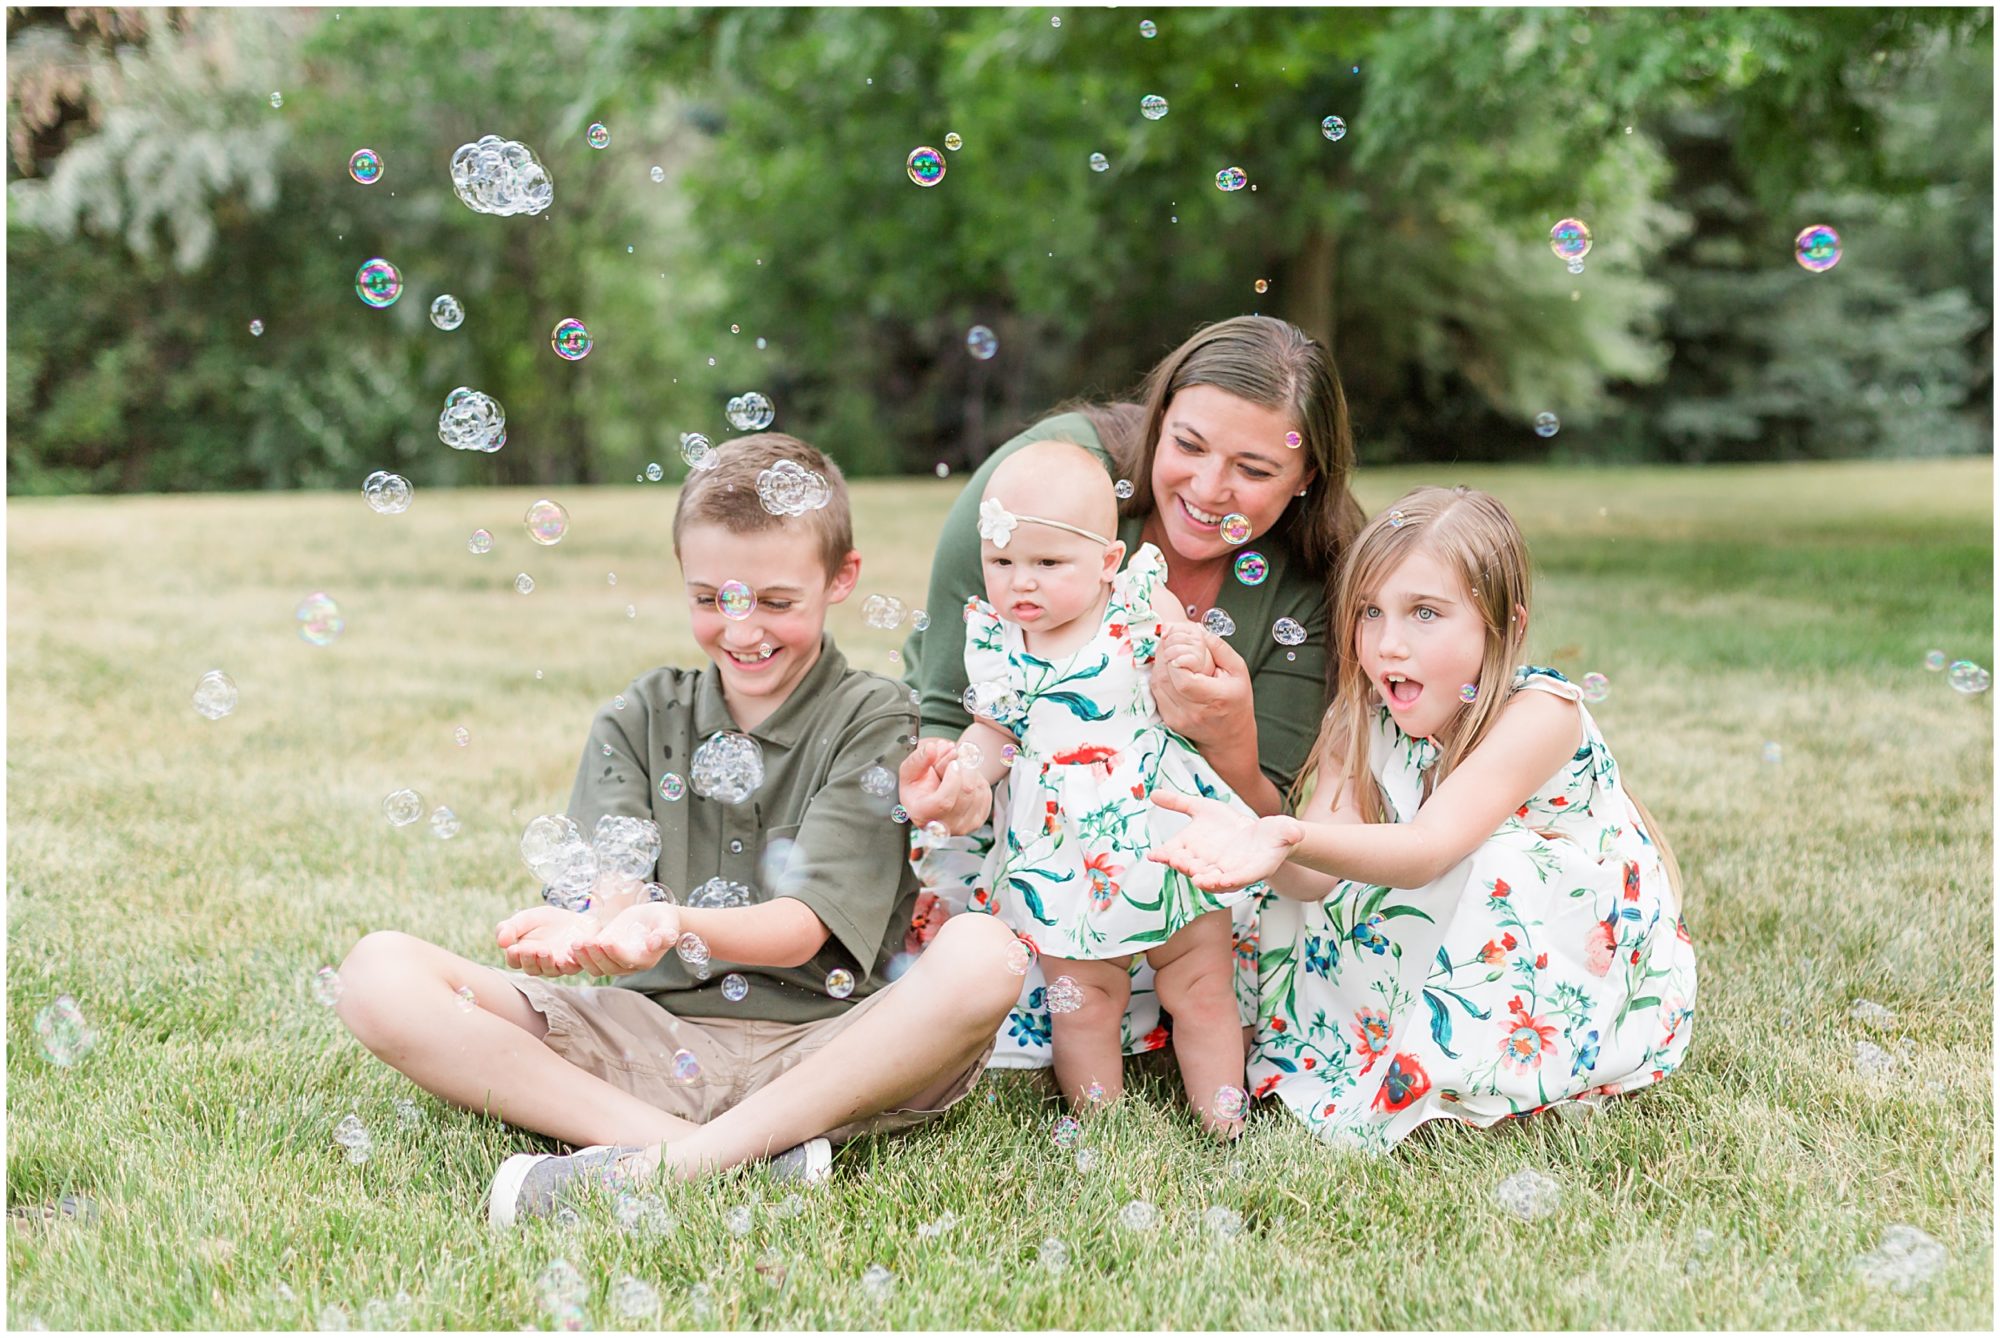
1249, 666, 1698, 1152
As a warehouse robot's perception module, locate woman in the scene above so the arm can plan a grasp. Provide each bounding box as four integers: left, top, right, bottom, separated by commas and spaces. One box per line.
899, 315, 1367, 1068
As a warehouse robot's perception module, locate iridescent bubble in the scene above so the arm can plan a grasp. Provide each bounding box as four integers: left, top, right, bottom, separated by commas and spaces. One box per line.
1089, 151, 1110, 172
1534, 411, 1561, 439
1004, 937, 1036, 975
890, 803, 909, 823
363, 469, 412, 515
1051, 1116, 1082, 1147
515, 573, 535, 595
690, 731, 765, 803
1254, 279, 1270, 295
721, 973, 749, 1003
311, 966, 344, 1006
1140, 18, 1157, 36
34, 995, 95, 1066
859, 765, 896, 799
193, 669, 239, 720
1948, 661, 1990, 694
1321, 115, 1348, 141
1549, 218, 1593, 262
680, 432, 716, 471
429, 294, 464, 330
1216, 166, 1247, 193
1219, 513, 1253, 545
726, 391, 775, 430
944, 132, 964, 152
524, 498, 569, 546
862, 593, 906, 630
966, 325, 998, 360
717, 579, 755, 620
1272, 617, 1307, 647
1050, 14, 1061, 26
467, 528, 492, 555
907, 145, 946, 187
454, 726, 471, 747
249, 319, 265, 336
1202, 608, 1236, 638
296, 591, 345, 646
348, 148, 382, 185
659, 772, 686, 801
1387, 509, 1407, 528
1140, 94, 1169, 120
911, 608, 931, 631
354, 258, 402, 308
550, 318, 592, 361
1924, 650, 1947, 672
382, 788, 423, 827
1046, 975, 1085, 1014
586, 122, 610, 150
958, 740, 984, 770
1459, 683, 1479, 704
1284, 430, 1302, 449
1580, 671, 1610, 703
430, 806, 461, 839
1114, 479, 1135, 500
1795, 224, 1842, 274
1233, 551, 1268, 586
646, 462, 664, 482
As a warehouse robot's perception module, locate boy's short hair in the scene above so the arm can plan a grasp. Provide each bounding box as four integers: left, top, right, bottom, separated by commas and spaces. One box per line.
671, 433, 855, 579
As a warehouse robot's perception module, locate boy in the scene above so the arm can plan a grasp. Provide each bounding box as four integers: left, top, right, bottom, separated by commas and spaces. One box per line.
335, 433, 1022, 1225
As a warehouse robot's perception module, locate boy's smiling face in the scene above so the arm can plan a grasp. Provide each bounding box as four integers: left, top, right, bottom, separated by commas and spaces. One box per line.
678, 521, 860, 730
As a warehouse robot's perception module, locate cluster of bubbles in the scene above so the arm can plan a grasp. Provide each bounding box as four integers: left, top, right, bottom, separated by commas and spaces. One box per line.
1219, 512, 1253, 545
1272, 617, 1307, 647
859, 765, 896, 799
1045, 975, 1085, 1013
906, 146, 946, 187
1534, 411, 1561, 439
691, 730, 766, 803
1090, 151, 1110, 173
34, 996, 95, 1066
429, 294, 464, 330
383, 788, 424, 826
297, 591, 344, 645
688, 877, 752, 910
1204, 1205, 1245, 1240
1321, 115, 1348, 142
524, 498, 569, 545
1493, 1168, 1561, 1220
965, 325, 998, 360
332, 1113, 372, 1165
1234, 551, 1268, 586
1119, 1200, 1160, 1231
610, 1276, 659, 1321
1852, 1224, 1947, 1294
862, 593, 907, 630
860, 1263, 896, 1302
1216, 166, 1247, 193
450, 135, 554, 216
726, 391, 776, 431
681, 432, 718, 471
193, 669, 239, 720
586, 122, 611, 150
438, 386, 507, 453
1202, 608, 1236, 638
1579, 671, 1610, 704
1853, 1038, 1903, 1079
964, 679, 1027, 721
1140, 94, 1169, 120
520, 813, 622, 909
363, 470, 413, 514
354, 258, 402, 308
347, 148, 382, 185
756, 458, 833, 516
550, 318, 592, 361
1795, 224, 1842, 274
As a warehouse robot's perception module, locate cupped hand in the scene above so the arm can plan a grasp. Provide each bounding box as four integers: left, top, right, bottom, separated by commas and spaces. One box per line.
1148, 789, 1302, 892
1152, 628, 1254, 749
568, 903, 681, 977
495, 904, 595, 977
897, 738, 994, 835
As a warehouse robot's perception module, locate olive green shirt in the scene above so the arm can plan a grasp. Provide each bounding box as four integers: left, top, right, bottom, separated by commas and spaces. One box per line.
900, 411, 1331, 794
565, 636, 920, 1023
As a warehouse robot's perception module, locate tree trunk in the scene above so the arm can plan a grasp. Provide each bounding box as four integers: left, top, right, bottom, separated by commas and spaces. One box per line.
1294, 223, 1338, 357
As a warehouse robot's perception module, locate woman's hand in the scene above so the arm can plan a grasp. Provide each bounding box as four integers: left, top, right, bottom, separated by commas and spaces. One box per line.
568, 903, 682, 977
1148, 790, 1303, 891
495, 905, 596, 977
898, 738, 995, 835
1152, 627, 1255, 751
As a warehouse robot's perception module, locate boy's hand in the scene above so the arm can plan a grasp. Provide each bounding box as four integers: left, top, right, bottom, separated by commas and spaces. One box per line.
567, 903, 682, 977
496, 905, 596, 977
1148, 791, 1302, 891
898, 739, 994, 834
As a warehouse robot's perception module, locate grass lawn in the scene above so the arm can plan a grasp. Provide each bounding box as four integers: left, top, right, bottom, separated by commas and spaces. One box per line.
6, 458, 1993, 1329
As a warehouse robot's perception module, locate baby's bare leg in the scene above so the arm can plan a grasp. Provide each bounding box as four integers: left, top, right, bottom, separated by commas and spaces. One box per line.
334, 930, 697, 1147
1148, 910, 1246, 1139
1044, 953, 1134, 1111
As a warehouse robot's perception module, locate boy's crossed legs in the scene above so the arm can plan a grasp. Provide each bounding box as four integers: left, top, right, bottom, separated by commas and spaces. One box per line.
1042, 908, 1245, 1137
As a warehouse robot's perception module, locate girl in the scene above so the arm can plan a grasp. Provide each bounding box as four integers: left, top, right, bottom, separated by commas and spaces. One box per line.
903, 438, 1258, 1134
1150, 485, 1697, 1152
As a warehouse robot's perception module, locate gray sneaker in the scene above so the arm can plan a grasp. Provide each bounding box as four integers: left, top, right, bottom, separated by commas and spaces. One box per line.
486, 1144, 650, 1228
766, 1137, 833, 1185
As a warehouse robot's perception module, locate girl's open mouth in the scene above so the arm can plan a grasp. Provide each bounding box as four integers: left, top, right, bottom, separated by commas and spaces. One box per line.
1384, 673, 1422, 707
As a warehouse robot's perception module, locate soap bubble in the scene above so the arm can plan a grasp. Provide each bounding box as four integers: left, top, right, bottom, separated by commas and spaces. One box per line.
671, 1048, 701, 1084
1255, 279, 1270, 295
1216, 166, 1247, 192
1493, 1168, 1560, 1220
825, 968, 856, 999
1204, 1205, 1245, 1239
438, 386, 507, 453
1211, 1084, 1247, 1120
296, 591, 345, 646
1534, 412, 1560, 438
1046, 976, 1085, 1013
610, 1276, 659, 1321
1050, 14, 1061, 26
466, 529, 492, 555
1285, 431, 1302, 449
756, 458, 831, 515
269, 91, 283, 108
586, 122, 610, 149
717, 579, 755, 620
966, 325, 998, 360
1039, 1237, 1070, 1271
347, 148, 382, 184
429, 294, 464, 330
862, 593, 907, 630
859, 765, 896, 799
680, 432, 716, 471
1321, 115, 1347, 141
1004, 936, 1037, 975
1051, 1116, 1082, 1147
363, 470, 413, 514
514, 573, 535, 594
721, 973, 750, 1003
1202, 608, 1236, 637
449, 134, 554, 217
659, 772, 686, 801
1272, 617, 1307, 647
1114, 479, 1135, 500
1852, 1223, 1947, 1294
649, 165, 665, 183
34, 996, 96, 1066
519, 499, 567, 547
453, 725, 471, 747
911, 609, 931, 631
1762, 740, 1783, 764
691, 731, 765, 803
646, 462, 664, 482
726, 391, 775, 430
1089, 151, 1110, 172
249, 319, 265, 336
906, 145, 946, 187
550, 318, 592, 361
958, 740, 984, 769
354, 258, 402, 308
860, 1263, 895, 1302
1850, 999, 1896, 1029
1567, 258, 1585, 275
430, 806, 460, 839
1140, 94, 1169, 120
382, 788, 424, 826
311, 967, 344, 1006
944, 131, 964, 151
1233, 551, 1268, 586
1460, 683, 1480, 705
1219, 512, 1253, 545
1549, 218, 1592, 262
1140, 18, 1157, 36
1947, 661, 1990, 694
193, 669, 239, 719
1119, 1200, 1159, 1231
1579, 672, 1609, 703
1794, 224, 1842, 273
1924, 650, 1947, 671
688, 877, 753, 910
332, 1113, 372, 1165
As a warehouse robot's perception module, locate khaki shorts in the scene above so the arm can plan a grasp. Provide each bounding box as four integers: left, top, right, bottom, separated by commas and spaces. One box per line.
509, 974, 993, 1146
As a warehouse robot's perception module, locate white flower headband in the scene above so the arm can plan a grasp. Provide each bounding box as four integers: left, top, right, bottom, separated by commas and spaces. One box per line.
977, 497, 1112, 549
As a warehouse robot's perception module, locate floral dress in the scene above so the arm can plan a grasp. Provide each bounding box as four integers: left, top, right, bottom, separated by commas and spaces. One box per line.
1249, 667, 1698, 1153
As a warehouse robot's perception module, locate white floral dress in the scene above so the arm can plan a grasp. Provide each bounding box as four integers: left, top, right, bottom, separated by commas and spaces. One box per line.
961, 543, 1257, 963
1249, 667, 1698, 1152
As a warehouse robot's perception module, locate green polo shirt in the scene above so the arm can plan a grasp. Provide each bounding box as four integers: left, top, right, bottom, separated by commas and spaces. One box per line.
900, 411, 1333, 794
563, 635, 920, 1023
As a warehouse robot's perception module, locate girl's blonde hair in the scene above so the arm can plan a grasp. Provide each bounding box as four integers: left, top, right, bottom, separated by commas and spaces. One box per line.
1290, 483, 1684, 897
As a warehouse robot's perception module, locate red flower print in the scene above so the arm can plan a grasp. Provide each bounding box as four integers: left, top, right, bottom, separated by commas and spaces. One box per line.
1372, 1053, 1431, 1112
1498, 998, 1557, 1075
1321, 1103, 1336, 1117
1479, 939, 1506, 966
1490, 878, 1511, 899
1550, 796, 1568, 807
1623, 860, 1642, 901
1675, 916, 1693, 944
1269, 1017, 1287, 1033
1352, 1007, 1391, 1073
1053, 743, 1120, 782
1502, 932, 1517, 950
1130, 784, 1146, 799
1303, 1057, 1316, 1069
1584, 919, 1616, 976
1083, 850, 1124, 911
1140, 1025, 1169, 1052
1534, 952, 1548, 969
1107, 623, 1127, 640
1630, 948, 1641, 964
1516, 803, 1531, 819
1254, 1074, 1282, 1099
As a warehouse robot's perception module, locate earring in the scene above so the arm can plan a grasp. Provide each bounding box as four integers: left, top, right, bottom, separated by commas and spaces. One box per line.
1295, 486, 1308, 497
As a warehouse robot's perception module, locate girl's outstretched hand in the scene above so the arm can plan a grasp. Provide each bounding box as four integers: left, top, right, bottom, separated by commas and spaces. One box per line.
568, 903, 681, 977
1149, 790, 1303, 892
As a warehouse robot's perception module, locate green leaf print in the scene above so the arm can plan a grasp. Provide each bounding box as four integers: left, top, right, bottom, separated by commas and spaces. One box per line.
1008, 876, 1062, 926
1423, 990, 1460, 1058
1037, 690, 1116, 722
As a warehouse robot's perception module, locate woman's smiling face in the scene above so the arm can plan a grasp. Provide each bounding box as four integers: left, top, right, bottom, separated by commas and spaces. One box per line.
1147, 384, 1314, 563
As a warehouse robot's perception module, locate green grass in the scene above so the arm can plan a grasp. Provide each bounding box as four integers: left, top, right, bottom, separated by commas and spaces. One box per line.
7, 459, 1993, 1329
